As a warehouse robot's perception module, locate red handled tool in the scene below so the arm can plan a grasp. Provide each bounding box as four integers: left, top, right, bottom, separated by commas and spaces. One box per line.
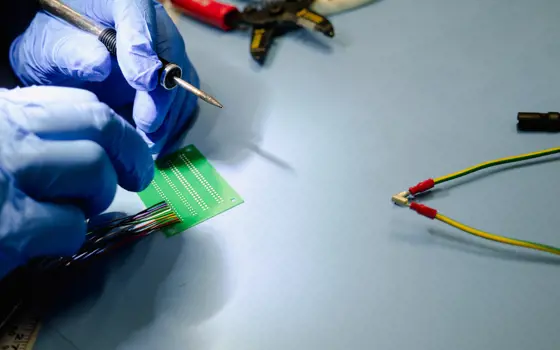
171, 0, 335, 64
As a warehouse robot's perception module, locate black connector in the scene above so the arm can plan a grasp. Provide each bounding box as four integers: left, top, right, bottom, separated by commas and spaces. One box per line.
517, 112, 560, 132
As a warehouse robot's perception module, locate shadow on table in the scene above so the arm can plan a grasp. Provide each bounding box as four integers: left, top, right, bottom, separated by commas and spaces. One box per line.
182, 64, 271, 165
162, 48, 295, 172
38, 219, 229, 349
392, 227, 560, 266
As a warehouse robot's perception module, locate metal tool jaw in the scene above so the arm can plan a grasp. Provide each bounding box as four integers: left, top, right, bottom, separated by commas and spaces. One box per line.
235, 0, 335, 63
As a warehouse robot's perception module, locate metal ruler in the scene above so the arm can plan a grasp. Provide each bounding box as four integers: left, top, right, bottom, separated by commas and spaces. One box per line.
0, 308, 41, 350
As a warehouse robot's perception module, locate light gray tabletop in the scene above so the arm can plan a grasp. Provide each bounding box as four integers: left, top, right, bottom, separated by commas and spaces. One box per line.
36, 0, 560, 349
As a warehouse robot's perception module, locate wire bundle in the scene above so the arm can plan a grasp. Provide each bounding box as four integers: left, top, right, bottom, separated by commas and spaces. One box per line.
0, 202, 180, 331
393, 146, 560, 256
34, 201, 180, 271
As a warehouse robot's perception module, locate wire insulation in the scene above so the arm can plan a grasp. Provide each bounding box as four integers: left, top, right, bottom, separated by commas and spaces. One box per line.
433, 146, 560, 184
399, 146, 560, 256
435, 213, 560, 256
34, 201, 180, 271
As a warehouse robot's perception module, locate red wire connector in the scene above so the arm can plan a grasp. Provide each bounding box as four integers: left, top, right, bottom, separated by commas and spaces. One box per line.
393, 178, 435, 208
408, 179, 435, 195
410, 202, 438, 219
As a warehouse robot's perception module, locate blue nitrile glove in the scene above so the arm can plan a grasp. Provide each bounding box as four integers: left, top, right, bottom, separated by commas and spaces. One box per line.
9, 0, 199, 154
0, 86, 154, 280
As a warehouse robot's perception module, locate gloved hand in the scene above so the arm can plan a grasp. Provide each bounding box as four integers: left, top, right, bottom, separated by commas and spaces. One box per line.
0, 86, 154, 280
9, 0, 199, 154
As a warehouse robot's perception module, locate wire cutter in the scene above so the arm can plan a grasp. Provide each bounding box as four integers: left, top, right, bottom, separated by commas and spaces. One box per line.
170, 0, 335, 64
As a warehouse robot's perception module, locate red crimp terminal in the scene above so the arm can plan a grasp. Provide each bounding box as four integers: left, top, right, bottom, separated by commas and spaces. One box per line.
410, 202, 438, 219
408, 179, 435, 195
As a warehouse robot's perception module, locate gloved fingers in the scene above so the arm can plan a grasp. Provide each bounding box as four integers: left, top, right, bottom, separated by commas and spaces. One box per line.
0, 167, 86, 261
131, 4, 190, 134
136, 56, 200, 153
112, 0, 161, 91
11, 0, 159, 90
15, 100, 154, 192
2, 137, 118, 218
0, 85, 99, 105
82, 65, 137, 112
16, 194, 86, 259
133, 86, 176, 133
137, 86, 197, 154
9, 12, 112, 86
51, 28, 112, 82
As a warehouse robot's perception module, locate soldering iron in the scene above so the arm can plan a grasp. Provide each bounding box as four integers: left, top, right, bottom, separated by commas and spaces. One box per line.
38, 0, 223, 109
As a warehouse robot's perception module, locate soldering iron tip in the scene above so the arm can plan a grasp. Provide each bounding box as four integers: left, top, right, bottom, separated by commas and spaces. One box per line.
203, 94, 223, 108
173, 76, 223, 108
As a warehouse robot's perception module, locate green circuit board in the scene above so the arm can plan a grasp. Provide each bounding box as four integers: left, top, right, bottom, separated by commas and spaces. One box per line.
138, 145, 243, 236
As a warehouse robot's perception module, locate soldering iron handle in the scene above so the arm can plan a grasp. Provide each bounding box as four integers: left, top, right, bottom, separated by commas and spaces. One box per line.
97, 28, 181, 90
98, 28, 172, 67
98, 28, 117, 55
170, 0, 239, 31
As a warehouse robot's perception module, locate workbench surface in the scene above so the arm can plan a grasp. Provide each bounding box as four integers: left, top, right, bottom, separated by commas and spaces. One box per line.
36, 0, 560, 349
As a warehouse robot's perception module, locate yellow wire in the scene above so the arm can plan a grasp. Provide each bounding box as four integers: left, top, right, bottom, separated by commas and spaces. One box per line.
433, 146, 560, 184
435, 213, 560, 256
